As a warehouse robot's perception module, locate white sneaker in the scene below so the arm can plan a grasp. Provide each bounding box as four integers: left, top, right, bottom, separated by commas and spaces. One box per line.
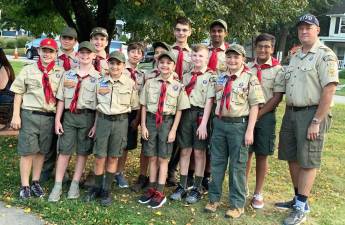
251, 193, 264, 209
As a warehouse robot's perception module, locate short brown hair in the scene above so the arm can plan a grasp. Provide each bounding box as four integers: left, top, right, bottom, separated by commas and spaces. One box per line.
255, 33, 276, 47
192, 44, 209, 53
127, 42, 145, 55
174, 17, 192, 28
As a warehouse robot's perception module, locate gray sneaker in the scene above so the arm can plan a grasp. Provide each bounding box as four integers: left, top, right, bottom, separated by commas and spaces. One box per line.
170, 185, 186, 201
67, 181, 80, 199
283, 206, 306, 225
114, 172, 129, 188
48, 185, 62, 202
185, 188, 201, 204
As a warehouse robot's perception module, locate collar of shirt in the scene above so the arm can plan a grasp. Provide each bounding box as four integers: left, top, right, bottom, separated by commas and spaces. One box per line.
208, 42, 227, 51
103, 74, 127, 84
58, 48, 77, 59
252, 57, 273, 67
296, 39, 322, 59
172, 43, 191, 52
226, 65, 244, 78
156, 73, 175, 83
192, 66, 208, 74
35, 63, 62, 74
125, 61, 138, 70
74, 67, 99, 79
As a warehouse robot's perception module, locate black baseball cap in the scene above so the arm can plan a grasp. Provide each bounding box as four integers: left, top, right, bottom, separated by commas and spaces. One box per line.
297, 14, 319, 26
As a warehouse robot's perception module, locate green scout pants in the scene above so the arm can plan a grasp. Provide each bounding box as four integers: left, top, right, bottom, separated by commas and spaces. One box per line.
208, 117, 248, 209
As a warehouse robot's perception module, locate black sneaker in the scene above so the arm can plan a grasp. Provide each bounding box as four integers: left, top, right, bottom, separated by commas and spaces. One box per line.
275, 198, 310, 213
170, 185, 187, 201
84, 187, 101, 202
100, 189, 112, 207
19, 186, 31, 199
148, 190, 167, 209
185, 188, 201, 204
138, 187, 156, 204
30, 181, 45, 197
131, 175, 149, 192
283, 206, 306, 225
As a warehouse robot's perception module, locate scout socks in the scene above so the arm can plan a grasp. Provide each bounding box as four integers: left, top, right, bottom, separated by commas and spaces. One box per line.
296, 194, 308, 212
157, 184, 165, 193
180, 175, 188, 189
148, 182, 157, 189
54, 182, 63, 189
194, 176, 203, 190
95, 174, 104, 189
104, 172, 115, 191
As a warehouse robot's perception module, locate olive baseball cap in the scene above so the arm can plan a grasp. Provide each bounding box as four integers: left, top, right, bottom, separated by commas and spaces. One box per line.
78, 41, 96, 53
90, 27, 108, 38
225, 44, 246, 57
108, 51, 126, 63
157, 51, 176, 63
152, 41, 171, 51
210, 19, 228, 32
61, 27, 77, 39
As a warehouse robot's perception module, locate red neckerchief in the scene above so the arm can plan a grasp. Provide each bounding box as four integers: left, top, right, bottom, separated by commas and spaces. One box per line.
37, 58, 56, 104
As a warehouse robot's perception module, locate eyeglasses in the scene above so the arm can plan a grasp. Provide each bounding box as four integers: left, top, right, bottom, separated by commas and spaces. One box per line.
256, 45, 272, 49
174, 28, 189, 33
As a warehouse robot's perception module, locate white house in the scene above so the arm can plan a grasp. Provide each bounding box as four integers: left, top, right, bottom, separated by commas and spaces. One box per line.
319, 0, 345, 69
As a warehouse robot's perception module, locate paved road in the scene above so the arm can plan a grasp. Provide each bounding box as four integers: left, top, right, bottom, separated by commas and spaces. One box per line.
0, 202, 44, 225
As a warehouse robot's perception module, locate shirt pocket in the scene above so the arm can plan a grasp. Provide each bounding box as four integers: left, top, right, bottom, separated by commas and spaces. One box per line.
24, 78, 41, 92
231, 87, 248, 105
166, 91, 179, 108
262, 72, 275, 89
82, 83, 96, 102
97, 88, 111, 104
64, 87, 75, 99
284, 66, 294, 80
117, 88, 131, 105
148, 87, 160, 104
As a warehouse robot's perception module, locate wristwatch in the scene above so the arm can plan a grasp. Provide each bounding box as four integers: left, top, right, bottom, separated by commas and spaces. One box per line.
312, 117, 321, 124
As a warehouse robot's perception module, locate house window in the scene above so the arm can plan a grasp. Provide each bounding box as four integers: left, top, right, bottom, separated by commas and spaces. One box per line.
340, 18, 345, 34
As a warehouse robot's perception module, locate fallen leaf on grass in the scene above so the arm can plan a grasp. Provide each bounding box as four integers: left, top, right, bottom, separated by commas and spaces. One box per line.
24, 207, 31, 213
154, 211, 162, 216
171, 220, 176, 224
5, 205, 11, 208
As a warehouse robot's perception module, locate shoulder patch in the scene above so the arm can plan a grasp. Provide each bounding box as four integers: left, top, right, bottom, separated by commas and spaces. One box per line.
322, 54, 338, 62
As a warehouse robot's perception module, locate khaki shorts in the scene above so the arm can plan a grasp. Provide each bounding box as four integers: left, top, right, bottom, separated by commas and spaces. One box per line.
58, 110, 95, 156
17, 109, 55, 156
93, 113, 128, 158
143, 113, 174, 159
278, 106, 331, 168
177, 107, 209, 151
249, 111, 276, 156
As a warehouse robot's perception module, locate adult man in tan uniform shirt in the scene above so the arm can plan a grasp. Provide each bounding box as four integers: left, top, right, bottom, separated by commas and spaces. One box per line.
276, 14, 339, 225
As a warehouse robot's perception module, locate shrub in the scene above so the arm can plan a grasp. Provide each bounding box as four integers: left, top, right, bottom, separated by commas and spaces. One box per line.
340, 69, 345, 79
0, 38, 7, 48
6, 39, 16, 49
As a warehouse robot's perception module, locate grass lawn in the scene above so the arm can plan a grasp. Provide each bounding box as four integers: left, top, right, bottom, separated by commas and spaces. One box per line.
0, 103, 344, 225
10, 61, 26, 75
336, 78, 345, 96
4, 48, 26, 57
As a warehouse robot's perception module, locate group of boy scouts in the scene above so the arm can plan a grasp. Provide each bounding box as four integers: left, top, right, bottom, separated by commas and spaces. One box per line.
8, 12, 339, 225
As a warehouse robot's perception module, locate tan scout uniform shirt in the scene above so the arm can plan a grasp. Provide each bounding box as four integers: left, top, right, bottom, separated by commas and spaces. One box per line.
56, 68, 100, 110
248, 58, 285, 103
10, 63, 63, 112
209, 66, 265, 117
96, 74, 139, 115
140, 73, 190, 115
123, 61, 145, 95
56, 49, 79, 70
171, 43, 193, 74
182, 67, 216, 108
144, 67, 160, 81
208, 42, 228, 72
284, 40, 339, 107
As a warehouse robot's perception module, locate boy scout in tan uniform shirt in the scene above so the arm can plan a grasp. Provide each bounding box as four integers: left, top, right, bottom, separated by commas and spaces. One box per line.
10, 38, 63, 199
171, 43, 192, 76
48, 41, 100, 202
205, 44, 265, 218
56, 27, 79, 70
11, 64, 63, 112
208, 42, 227, 72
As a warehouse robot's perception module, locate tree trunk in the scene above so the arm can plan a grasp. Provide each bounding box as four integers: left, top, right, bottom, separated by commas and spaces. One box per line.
277, 25, 289, 61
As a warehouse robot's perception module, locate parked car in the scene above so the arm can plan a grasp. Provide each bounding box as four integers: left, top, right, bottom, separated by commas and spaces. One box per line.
109, 40, 128, 58
25, 36, 78, 59
25, 37, 44, 59
142, 50, 154, 63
